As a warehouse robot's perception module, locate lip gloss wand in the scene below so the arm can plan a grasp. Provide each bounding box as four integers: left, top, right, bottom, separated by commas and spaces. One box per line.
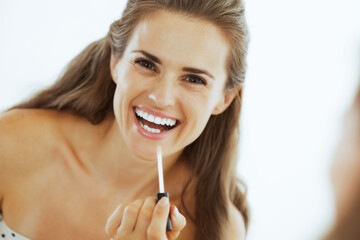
156, 145, 172, 232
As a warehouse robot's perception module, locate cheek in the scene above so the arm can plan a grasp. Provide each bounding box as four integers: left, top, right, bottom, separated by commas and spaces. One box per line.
182, 91, 216, 127
114, 67, 145, 102
112, 69, 142, 126
116, 67, 133, 93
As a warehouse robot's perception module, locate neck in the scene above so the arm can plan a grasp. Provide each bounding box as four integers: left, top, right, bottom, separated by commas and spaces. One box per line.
84, 114, 183, 200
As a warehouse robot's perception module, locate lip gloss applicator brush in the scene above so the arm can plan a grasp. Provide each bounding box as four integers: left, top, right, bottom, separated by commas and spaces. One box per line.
156, 145, 172, 232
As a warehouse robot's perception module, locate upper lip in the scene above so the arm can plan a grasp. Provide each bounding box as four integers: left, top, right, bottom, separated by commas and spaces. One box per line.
134, 105, 179, 121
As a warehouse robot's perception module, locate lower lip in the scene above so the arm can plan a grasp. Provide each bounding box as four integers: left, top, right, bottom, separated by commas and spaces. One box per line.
133, 110, 179, 140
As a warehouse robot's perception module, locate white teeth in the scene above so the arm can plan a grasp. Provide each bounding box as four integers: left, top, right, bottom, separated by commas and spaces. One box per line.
144, 124, 160, 133
148, 114, 155, 122
161, 118, 167, 125
154, 116, 162, 124
139, 122, 161, 133
135, 108, 177, 127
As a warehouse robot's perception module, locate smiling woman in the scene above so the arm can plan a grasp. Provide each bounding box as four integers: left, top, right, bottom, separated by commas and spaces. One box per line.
0, 0, 249, 239
111, 10, 233, 161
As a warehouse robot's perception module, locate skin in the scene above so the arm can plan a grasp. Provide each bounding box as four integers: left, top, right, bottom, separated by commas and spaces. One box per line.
0, 10, 243, 240
105, 197, 185, 240
110, 10, 236, 162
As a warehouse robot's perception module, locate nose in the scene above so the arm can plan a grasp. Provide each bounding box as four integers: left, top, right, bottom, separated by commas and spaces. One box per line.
148, 74, 177, 108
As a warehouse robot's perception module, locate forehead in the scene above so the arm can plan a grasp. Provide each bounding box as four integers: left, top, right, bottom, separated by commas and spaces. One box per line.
125, 10, 230, 74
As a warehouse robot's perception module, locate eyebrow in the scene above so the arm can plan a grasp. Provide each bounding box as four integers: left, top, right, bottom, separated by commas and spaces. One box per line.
133, 50, 161, 64
182, 67, 215, 80
133, 50, 215, 79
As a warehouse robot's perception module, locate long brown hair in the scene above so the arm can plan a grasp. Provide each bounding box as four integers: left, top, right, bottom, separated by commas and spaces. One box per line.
6, 0, 249, 239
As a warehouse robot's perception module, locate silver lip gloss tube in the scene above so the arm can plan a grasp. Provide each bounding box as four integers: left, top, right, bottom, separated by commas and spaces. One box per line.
156, 146, 172, 232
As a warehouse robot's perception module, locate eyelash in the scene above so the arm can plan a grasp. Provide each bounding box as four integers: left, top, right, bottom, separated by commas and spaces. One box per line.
135, 59, 157, 72
134, 58, 207, 86
184, 75, 206, 85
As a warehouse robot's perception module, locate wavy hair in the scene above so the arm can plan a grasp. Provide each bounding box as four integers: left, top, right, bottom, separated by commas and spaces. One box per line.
7, 0, 249, 239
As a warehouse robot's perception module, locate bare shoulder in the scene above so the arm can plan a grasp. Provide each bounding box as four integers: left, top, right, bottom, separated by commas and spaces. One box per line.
0, 108, 63, 159
0, 108, 60, 147
1, 107, 61, 122
226, 202, 247, 240
0, 109, 62, 196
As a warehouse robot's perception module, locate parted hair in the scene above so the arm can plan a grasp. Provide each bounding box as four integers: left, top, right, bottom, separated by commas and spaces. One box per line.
8, 0, 249, 239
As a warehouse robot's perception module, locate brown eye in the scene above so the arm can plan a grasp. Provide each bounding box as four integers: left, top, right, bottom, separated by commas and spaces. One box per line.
135, 59, 156, 71
185, 75, 206, 85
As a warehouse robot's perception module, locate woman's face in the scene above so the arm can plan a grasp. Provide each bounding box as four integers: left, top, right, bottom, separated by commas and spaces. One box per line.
111, 10, 235, 160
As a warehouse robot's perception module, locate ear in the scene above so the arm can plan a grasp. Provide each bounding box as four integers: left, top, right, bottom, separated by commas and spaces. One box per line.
212, 85, 241, 115
110, 54, 119, 84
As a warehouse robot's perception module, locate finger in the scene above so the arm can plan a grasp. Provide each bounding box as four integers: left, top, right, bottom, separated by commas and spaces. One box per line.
105, 204, 126, 237
167, 205, 187, 240
135, 197, 156, 233
147, 196, 170, 239
118, 199, 144, 233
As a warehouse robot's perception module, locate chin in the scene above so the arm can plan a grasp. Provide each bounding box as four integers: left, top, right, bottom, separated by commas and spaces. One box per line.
127, 135, 183, 162
128, 139, 158, 162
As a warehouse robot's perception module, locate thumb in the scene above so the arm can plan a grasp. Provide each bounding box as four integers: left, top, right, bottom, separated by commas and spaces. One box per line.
167, 205, 186, 240
147, 197, 170, 239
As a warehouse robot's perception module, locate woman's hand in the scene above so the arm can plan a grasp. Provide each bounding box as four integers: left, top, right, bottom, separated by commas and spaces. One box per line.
105, 196, 186, 240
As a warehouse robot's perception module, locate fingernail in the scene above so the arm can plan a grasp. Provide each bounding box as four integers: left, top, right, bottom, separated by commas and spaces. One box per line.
158, 197, 169, 207
174, 206, 179, 218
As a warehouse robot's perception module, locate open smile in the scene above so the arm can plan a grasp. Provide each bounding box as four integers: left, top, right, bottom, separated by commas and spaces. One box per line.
133, 106, 181, 139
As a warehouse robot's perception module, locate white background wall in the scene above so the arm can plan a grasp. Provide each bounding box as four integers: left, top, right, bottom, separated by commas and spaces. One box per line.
239, 0, 360, 239
1, 0, 359, 239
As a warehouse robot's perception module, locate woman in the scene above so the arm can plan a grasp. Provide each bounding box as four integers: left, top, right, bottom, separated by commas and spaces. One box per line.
324, 85, 360, 240
0, 0, 249, 239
